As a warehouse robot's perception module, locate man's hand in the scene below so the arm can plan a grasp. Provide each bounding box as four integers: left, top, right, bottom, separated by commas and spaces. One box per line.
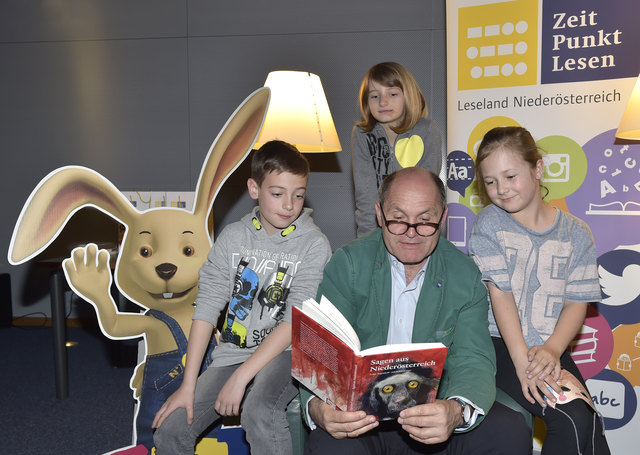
308, 397, 378, 438
397, 399, 462, 444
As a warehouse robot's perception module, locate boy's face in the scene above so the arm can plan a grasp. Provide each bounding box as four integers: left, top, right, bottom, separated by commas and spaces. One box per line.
247, 171, 308, 236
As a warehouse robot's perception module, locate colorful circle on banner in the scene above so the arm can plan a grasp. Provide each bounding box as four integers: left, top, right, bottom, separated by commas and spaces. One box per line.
466, 116, 520, 159
608, 322, 640, 388
565, 129, 640, 256
569, 305, 613, 380
444, 203, 476, 255
536, 135, 588, 199
447, 150, 475, 198
460, 178, 487, 215
597, 247, 640, 327
586, 368, 637, 430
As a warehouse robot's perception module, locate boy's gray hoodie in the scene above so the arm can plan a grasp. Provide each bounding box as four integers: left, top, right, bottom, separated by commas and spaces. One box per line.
193, 206, 332, 367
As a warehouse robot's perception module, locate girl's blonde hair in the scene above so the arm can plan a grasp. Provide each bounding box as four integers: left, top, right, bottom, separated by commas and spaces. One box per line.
475, 126, 548, 198
356, 62, 428, 133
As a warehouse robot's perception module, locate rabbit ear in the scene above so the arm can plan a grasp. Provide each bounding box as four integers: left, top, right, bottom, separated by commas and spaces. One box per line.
8, 166, 137, 264
193, 87, 270, 219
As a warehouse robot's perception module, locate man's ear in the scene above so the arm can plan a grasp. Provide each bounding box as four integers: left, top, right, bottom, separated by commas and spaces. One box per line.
247, 178, 260, 200
375, 201, 383, 228
440, 205, 449, 228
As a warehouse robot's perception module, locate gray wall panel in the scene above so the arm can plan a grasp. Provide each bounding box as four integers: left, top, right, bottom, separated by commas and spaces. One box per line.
432, 29, 448, 153
0, 0, 187, 42
188, 0, 437, 36
1, 39, 191, 191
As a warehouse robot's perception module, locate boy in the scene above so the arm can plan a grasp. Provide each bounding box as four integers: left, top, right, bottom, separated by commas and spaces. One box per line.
152, 140, 332, 455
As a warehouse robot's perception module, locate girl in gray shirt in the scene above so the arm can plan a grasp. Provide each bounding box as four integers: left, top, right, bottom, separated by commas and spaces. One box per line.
469, 126, 609, 454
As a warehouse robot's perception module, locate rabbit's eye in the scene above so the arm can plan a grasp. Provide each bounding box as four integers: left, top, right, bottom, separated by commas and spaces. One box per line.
140, 247, 152, 258
183, 246, 194, 257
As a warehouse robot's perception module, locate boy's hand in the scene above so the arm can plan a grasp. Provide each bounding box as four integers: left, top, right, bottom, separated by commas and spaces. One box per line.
308, 397, 378, 438
152, 383, 196, 429
215, 372, 249, 416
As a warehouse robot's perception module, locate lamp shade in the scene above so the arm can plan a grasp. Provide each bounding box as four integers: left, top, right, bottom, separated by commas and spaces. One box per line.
616, 73, 640, 140
254, 71, 341, 152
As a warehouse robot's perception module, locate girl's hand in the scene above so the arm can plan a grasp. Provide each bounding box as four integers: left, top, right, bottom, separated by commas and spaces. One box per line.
526, 345, 561, 381
152, 384, 195, 429
514, 357, 557, 408
215, 372, 249, 416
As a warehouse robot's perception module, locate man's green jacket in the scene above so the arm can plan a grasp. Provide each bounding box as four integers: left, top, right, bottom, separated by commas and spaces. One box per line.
299, 229, 496, 430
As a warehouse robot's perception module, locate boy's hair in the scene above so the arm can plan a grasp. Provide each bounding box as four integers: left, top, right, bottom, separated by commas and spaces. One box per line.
356, 62, 428, 134
475, 126, 548, 198
251, 140, 310, 186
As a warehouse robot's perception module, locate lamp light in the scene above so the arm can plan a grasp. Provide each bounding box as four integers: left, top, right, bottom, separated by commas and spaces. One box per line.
616, 73, 640, 140
254, 71, 341, 152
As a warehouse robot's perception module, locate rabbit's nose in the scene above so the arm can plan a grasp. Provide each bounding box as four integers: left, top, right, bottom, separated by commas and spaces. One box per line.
156, 263, 177, 280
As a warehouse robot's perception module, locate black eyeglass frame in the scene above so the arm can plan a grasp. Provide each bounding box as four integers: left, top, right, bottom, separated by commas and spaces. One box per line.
379, 208, 444, 237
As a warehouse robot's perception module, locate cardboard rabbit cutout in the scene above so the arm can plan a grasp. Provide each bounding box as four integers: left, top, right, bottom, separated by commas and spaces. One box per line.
8, 87, 270, 454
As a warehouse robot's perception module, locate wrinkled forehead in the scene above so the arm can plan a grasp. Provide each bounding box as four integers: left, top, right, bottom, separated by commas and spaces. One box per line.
383, 194, 442, 219
384, 173, 443, 213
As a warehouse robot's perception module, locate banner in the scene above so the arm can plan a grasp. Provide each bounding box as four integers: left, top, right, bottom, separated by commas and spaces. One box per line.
446, 0, 640, 452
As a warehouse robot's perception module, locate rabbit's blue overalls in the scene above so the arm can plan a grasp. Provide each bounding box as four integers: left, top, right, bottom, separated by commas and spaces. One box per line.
136, 309, 217, 451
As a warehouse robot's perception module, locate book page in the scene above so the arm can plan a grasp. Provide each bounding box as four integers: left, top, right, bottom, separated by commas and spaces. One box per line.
300, 297, 361, 352
291, 306, 357, 411
360, 342, 446, 357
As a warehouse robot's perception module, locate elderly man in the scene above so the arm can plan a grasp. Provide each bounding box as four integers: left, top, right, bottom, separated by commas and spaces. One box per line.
301, 167, 530, 454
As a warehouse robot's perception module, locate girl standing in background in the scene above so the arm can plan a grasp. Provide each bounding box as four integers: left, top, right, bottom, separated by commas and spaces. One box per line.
352, 62, 444, 237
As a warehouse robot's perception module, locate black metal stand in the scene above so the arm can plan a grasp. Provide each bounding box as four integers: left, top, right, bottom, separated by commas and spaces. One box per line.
49, 268, 68, 399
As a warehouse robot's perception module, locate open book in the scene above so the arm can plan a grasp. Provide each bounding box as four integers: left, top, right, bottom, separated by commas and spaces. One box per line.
291, 296, 448, 420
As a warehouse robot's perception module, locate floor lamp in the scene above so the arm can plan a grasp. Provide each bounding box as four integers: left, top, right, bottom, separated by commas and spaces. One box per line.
254, 70, 341, 153
616, 73, 640, 140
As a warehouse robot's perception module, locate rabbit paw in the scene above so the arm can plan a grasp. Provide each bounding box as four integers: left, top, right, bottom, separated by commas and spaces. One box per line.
63, 243, 113, 303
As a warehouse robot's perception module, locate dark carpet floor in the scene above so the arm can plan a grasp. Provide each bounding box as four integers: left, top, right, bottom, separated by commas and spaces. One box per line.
0, 322, 138, 454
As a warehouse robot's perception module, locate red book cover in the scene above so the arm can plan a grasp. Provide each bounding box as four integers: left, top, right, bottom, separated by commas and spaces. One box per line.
291, 297, 448, 420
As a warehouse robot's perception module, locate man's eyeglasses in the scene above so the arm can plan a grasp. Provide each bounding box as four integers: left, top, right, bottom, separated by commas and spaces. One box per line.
380, 209, 443, 237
